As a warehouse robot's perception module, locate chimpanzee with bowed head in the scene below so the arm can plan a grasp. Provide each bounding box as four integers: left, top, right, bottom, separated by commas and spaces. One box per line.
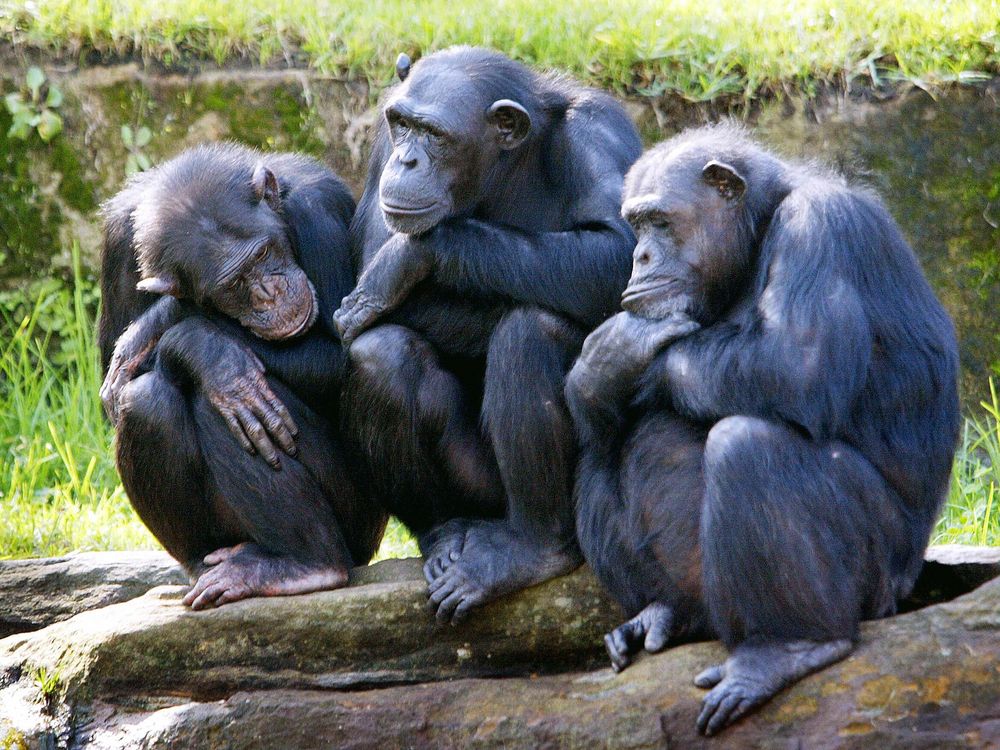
100, 143, 386, 609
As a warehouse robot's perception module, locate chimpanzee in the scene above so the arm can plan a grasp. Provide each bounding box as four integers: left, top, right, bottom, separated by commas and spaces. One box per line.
99, 143, 387, 609
334, 46, 642, 623
565, 124, 960, 734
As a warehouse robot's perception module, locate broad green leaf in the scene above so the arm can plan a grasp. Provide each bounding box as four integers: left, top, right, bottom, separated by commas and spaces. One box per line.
45, 86, 63, 108
8, 119, 31, 140
136, 152, 152, 171
135, 126, 152, 148
36, 110, 63, 142
25, 66, 45, 96
4, 92, 24, 114
120, 124, 134, 147
125, 153, 139, 176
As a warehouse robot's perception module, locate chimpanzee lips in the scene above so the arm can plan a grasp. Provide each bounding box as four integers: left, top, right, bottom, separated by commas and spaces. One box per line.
380, 200, 437, 214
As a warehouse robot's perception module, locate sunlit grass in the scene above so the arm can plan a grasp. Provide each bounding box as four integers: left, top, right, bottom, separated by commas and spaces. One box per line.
1, 0, 997, 100
936, 378, 1000, 546
0, 252, 996, 560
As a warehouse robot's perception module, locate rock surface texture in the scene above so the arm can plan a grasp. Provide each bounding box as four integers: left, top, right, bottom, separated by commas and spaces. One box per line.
0, 547, 998, 749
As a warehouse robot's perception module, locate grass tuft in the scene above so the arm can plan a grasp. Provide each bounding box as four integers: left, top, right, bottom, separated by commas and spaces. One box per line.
1, 1, 998, 100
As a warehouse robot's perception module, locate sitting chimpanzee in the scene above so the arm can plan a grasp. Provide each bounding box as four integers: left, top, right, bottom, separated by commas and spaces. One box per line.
565, 124, 960, 734
99, 143, 387, 610
334, 47, 642, 623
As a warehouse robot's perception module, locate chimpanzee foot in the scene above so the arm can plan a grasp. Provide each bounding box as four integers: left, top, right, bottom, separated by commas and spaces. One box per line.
182, 542, 349, 610
426, 520, 581, 624
605, 601, 674, 672
693, 638, 853, 735
419, 519, 472, 583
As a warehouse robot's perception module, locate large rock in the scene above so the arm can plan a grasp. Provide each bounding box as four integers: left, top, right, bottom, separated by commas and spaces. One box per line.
0, 559, 620, 700
0, 552, 186, 637
59, 576, 1000, 749
0, 547, 997, 749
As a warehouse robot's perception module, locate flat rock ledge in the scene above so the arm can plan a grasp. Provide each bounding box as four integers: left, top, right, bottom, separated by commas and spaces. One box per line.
0, 547, 997, 749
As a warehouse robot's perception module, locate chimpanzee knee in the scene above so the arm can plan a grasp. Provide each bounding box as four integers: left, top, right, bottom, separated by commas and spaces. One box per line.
701, 416, 869, 647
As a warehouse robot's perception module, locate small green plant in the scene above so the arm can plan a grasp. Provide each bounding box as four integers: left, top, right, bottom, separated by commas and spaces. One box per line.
4, 66, 63, 142
121, 124, 153, 176
30, 666, 61, 712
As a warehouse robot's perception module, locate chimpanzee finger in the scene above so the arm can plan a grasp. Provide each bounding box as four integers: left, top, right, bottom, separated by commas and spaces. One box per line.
234, 404, 281, 469
255, 399, 297, 458
220, 409, 255, 454
267, 391, 299, 438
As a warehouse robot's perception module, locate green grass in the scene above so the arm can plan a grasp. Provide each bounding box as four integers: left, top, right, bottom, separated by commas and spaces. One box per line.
935, 379, 1000, 546
0, 258, 997, 560
1, 0, 998, 100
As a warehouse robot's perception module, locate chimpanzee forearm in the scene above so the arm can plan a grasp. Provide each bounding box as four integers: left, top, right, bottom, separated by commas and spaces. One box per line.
156, 316, 300, 468
656, 303, 872, 438
207, 315, 348, 403
421, 218, 634, 328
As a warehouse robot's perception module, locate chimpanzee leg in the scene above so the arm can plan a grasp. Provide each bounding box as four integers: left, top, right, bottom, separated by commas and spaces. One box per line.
342, 324, 504, 575
427, 307, 585, 623
597, 412, 709, 670
181, 379, 369, 609
694, 415, 904, 735
116, 370, 220, 571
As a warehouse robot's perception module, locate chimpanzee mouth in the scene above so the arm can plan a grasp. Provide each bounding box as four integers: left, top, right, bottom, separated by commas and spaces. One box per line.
380, 200, 438, 215
621, 280, 679, 307
251, 283, 318, 341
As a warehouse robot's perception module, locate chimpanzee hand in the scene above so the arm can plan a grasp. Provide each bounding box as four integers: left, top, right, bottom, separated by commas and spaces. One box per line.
573, 311, 700, 402
101, 296, 182, 424
156, 318, 299, 470
334, 234, 432, 345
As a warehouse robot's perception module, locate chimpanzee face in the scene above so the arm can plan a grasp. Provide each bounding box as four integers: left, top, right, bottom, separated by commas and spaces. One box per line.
133, 162, 318, 340
620, 148, 748, 322
206, 231, 317, 341
377, 59, 531, 235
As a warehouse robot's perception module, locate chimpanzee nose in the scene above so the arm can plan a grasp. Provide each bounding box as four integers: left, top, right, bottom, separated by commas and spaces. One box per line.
253, 275, 287, 308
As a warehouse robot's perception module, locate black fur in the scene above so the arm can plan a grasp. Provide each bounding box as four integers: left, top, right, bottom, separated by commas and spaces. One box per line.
342, 47, 643, 621
99, 143, 386, 579
566, 124, 960, 732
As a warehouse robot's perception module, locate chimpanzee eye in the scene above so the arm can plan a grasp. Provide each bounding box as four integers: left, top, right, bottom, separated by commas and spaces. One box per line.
649, 215, 672, 230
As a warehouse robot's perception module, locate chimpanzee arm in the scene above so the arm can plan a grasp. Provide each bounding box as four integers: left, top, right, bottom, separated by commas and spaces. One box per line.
100, 295, 187, 422
206, 315, 348, 405
423, 214, 635, 328
426, 104, 639, 327
649, 190, 874, 439
156, 316, 300, 469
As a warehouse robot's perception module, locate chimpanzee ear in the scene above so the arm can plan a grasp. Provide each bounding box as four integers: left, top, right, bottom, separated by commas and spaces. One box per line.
251, 162, 281, 211
487, 99, 531, 150
396, 53, 412, 82
136, 275, 179, 297
702, 160, 746, 200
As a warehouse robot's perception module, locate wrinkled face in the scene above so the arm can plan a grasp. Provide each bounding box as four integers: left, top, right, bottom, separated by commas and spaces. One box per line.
620, 150, 748, 322
134, 162, 318, 340
378, 64, 531, 235
207, 234, 318, 341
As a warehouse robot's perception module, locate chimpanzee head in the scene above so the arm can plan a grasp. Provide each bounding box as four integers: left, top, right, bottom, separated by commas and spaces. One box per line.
130, 145, 318, 340
377, 47, 537, 235
620, 125, 788, 323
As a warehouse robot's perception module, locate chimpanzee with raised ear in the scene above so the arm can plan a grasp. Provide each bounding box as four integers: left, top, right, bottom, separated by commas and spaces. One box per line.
99, 143, 387, 609
564, 123, 960, 734
334, 46, 642, 623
